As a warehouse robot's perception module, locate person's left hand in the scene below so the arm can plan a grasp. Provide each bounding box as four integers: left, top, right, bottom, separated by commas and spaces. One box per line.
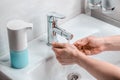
52, 42, 84, 65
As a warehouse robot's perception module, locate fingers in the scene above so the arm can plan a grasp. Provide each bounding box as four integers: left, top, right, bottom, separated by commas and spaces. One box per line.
74, 36, 95, 46
52, 47, 63, 56
52, 42, 66, 48
74, 37, 88, 44
73, 36, 99, 55
83, 48, 102, 55
52, 42, 66, 56
84, 50, 91, 55
52, 48, 70, 65
74, 38, 89, 49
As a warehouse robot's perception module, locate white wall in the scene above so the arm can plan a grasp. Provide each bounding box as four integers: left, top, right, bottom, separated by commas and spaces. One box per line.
0, 0, 82, 56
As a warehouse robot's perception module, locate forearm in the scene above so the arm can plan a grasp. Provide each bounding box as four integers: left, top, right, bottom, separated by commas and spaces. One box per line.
103, 35, 120, 51
76, 54, 120, 80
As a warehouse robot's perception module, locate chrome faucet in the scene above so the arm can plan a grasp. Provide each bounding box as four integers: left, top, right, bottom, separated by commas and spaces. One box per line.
47, 12, 73, 46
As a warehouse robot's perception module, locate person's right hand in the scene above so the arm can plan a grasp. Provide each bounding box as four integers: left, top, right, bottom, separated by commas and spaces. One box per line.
74, 36, 106, 55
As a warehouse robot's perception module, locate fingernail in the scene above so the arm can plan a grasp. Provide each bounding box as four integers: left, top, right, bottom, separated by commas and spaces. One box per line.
51, 42, 55, 46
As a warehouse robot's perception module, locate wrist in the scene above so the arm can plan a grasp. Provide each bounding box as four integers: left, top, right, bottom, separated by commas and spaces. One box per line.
102, 37, 112, 51
74, 51, 88, 66
94, 37, 108, 52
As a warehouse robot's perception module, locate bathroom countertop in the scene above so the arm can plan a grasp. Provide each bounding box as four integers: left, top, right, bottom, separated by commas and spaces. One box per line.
0, 14, 120, 80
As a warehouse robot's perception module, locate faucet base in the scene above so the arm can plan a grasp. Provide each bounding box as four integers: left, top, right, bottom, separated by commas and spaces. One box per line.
47, 43, 52, 46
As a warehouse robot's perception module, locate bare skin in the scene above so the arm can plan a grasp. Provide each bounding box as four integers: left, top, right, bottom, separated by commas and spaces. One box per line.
52, 35, 120, 80
74, 36, 120, 54
74, 36, 106, 55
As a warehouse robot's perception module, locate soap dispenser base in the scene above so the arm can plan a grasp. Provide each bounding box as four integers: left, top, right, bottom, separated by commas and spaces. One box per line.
10, 49, 29, 69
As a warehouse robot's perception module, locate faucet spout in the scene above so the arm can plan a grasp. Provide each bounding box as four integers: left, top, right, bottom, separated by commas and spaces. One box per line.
47, 12, 73, 46
53, 27, 73, 40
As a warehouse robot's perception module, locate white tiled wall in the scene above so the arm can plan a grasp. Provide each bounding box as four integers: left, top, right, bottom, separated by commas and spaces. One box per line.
0, 0, 82, 56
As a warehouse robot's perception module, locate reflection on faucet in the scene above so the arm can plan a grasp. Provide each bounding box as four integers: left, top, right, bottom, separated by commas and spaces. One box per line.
47, 12, 73, 46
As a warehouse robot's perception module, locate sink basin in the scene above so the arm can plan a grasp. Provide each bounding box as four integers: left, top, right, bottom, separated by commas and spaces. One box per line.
28, 56, 95, 80
1, 14, 120, 80
27, 14, 99, 80
28, 25, 120, 80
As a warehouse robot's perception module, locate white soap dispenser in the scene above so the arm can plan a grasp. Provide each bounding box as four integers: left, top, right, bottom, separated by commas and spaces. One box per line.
7, 20, 33, 69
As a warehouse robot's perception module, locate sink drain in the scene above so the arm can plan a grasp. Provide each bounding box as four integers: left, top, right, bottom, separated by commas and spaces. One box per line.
67, 72, 81, 80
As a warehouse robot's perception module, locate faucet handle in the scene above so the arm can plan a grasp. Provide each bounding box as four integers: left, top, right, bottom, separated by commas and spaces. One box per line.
47, 12, 65, 19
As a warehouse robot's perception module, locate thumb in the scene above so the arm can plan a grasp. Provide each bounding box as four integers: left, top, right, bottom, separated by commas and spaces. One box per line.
74, 38, 88, 47
52, 42, 65, 48
52, 47, 63, 56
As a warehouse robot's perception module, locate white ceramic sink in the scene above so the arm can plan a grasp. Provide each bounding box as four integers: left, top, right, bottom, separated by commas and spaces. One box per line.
27, 14, 120, 80
28, 56, 95, 80
28, 26, 120, 80
27, 14, 99, 80
28, 30, 120, 80
1, 14, 120, 80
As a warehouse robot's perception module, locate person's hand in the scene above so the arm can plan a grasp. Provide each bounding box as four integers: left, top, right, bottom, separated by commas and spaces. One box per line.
74, 36, 106, 55
52, 42, 85, 65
